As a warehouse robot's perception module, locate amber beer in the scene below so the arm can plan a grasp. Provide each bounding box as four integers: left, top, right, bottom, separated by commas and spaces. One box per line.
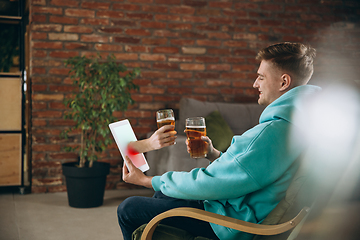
157, 117, 175, 129
156, 109, 175, 130
186, 117, 207, 158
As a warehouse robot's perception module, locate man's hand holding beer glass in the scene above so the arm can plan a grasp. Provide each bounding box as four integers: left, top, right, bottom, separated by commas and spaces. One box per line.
185, 117, 221, 162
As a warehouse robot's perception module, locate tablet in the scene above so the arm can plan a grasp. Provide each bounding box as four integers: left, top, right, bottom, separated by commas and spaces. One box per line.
109, 119, 150, 172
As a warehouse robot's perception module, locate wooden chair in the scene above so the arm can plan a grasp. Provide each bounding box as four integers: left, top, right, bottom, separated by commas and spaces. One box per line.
133, 161, 316, 240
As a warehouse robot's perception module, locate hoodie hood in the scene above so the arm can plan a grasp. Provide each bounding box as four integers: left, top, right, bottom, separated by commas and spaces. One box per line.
259, 85, 322, 125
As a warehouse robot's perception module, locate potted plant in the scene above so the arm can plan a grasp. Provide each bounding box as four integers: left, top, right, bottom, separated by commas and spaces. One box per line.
61, 54, 139, 208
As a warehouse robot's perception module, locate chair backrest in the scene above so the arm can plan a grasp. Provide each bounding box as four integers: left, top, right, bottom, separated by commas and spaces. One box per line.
253, 159, 316, 240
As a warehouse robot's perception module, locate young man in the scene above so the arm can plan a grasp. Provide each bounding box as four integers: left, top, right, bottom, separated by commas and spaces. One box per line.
117, 42, 321, 240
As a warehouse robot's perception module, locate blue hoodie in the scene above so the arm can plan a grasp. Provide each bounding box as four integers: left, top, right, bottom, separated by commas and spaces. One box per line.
152, 85, 321, 240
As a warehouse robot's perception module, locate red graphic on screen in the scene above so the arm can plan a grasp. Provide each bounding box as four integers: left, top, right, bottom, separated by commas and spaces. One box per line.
127, 144, 139, 156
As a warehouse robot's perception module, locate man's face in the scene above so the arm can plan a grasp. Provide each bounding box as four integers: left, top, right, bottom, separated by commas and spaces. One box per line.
253, 60, 284, 106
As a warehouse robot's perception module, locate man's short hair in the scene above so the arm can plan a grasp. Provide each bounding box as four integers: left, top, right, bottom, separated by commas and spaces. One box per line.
256, 42, 316, 85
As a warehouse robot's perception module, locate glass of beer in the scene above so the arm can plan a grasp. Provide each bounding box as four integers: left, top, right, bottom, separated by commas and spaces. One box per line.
185, 117, 207, 158
156, 109, 175, 129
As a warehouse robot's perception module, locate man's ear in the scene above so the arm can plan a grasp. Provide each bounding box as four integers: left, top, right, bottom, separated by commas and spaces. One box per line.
280, 74, 291, 91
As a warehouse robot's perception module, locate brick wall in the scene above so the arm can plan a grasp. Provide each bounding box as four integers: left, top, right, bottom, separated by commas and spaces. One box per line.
29, 0, 360, 193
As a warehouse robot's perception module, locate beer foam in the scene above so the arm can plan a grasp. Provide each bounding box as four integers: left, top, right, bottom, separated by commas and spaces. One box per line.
157, 117, 175, 122
185, 125, 206, 128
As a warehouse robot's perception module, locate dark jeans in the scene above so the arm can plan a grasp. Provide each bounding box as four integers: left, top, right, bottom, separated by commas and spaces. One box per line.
117, 191, 219, 240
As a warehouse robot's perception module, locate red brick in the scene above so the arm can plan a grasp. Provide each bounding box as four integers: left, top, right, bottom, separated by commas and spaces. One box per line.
32, 41, 63, 49
113, 53, 138, 60
114, 37, 141, 44
125, 45, 150, 53
153, 47, 179, 54
184, 0, 207, 7
81, 18, 109, 25
207, 80, 231, 87
283, 35, 304, 42
81, 2, 110, 9
32, 67, 46, 74
221, 72, 247, 79
224, 41, 247, 48
32, 101, 47, 109
98, 27, 123, 34
48, 68, 71, 75
167, 87, 193, 95
32, 14, 47, 22
153, 79, 179, 86
64, 26, 93, 33
124, 110, 152, 118
154, 30, 179, 38
140, 22, 167, 29
48, 85, 77, 92
167, 71, 192, 79
140, 86, 165, 94
32, 6, 63, 15
31, 32, 47, 40
142, 38, 167, 45
207, 48, 231, 55
95, 44, 123, 51
181, 80, 205, 86
132, 94, 153, 102
126, 13, 153, 20
140, 54, 166, 61
196, 40, 221, 47
198, 8, 222, 16
180, 63, 205, 71
48, 33, 79, 41
206, 64, 231, 71
209, 17, 233, 25
261, 4, 283, 11
209, 2, 232, 8
194, 87, 218, 94
207, 32, 231, 39
155, 14, 181, 21
195, 72, 220, 79
65, 9, 95, 17
171, 39, 196, 46
168, 56, 193, 62
113, 3, 141, 11
81, 34, 109, 43
233, 49, 257, 56
168, 23, 192, 30
65, 43, 92, 50
196, 24, 220, 31
49, 51, 79, 58
235, 19, 258, 25
31, 23, 62, 32
157, 0, 182, 5
233, 64, 256, 72
125, 29, 151, 36
49, 16, 78, 24
32, 119, 47, 127
142, 5, 168, 13
182, 16, 207, 23
32, 144, 62, 152
50, 0, 78, 7
221, 57, 245, 63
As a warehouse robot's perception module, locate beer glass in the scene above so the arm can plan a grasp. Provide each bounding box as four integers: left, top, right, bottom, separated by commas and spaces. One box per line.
156, 109, 175, 129
185, 117, 207, 158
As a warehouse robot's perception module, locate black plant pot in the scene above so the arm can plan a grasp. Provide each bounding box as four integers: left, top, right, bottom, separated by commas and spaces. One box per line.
62, 161, 110, 208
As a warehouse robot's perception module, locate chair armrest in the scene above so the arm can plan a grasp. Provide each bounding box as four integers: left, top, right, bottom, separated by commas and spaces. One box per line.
141, 207, 310, 240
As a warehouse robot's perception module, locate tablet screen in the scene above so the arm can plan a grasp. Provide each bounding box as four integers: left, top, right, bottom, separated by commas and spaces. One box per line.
109, 120, 149, 172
